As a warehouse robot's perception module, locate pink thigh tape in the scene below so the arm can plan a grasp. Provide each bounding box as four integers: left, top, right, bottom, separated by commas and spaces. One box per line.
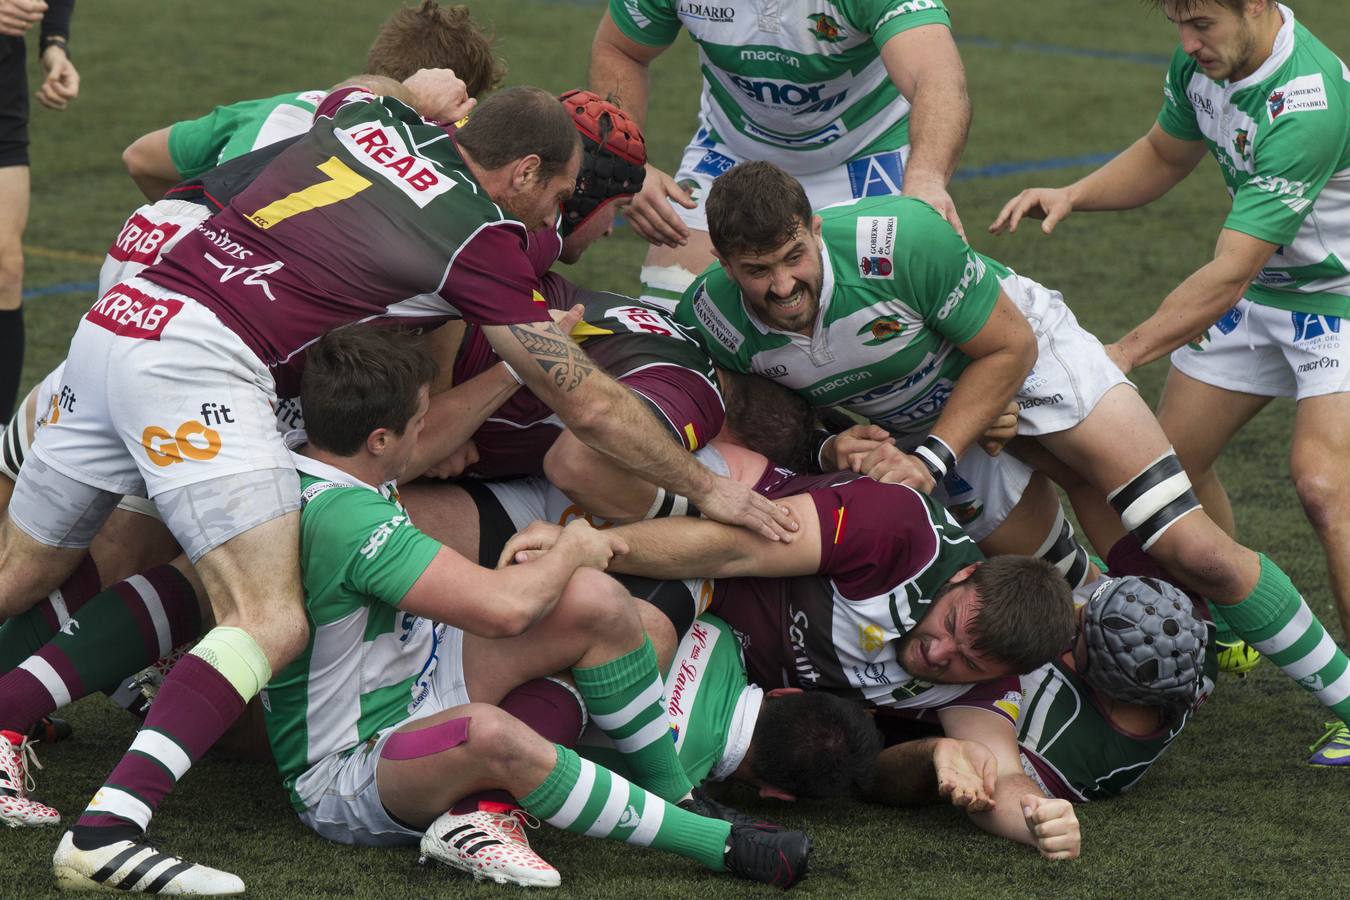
380, 716, 471, 760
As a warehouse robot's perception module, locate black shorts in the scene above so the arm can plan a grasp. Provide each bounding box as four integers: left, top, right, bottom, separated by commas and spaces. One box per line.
0, 36, 28, 167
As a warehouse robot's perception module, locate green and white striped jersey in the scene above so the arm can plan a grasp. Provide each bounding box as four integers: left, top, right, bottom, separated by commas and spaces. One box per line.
262, 455, 443, 812
579, 614, 761, 786
168, 89, 325, 179
1158, 4, 1350, 316
608, 0, 951, 173
675, 194, 1005, 434
1016, 630, 1216, 802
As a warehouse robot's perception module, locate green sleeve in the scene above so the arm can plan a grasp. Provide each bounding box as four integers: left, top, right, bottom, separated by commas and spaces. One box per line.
853, 0, 951, 50
168, 96, 272, 179
607, 0, 681, 48
1226, 106, 1349, 245
1156, 48, 1203, 142
899, 202, 998, 345
304, 490, 441, 612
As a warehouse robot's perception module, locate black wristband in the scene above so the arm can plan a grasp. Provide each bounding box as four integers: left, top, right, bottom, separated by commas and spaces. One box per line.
40, 35, 69, 58
911, 435, 957, 482
810, 429, 836, 473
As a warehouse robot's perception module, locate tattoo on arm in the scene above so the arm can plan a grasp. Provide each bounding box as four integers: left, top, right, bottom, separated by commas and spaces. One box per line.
507, 322, 595, 392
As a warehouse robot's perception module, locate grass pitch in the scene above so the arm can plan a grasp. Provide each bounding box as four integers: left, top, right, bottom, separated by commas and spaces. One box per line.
9, 1, 1350, 896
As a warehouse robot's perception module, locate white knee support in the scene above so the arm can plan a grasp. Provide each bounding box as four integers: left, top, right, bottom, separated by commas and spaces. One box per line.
1107, 450, 1202, 551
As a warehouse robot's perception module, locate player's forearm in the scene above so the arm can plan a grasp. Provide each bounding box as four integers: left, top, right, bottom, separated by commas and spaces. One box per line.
870, 739, 943, 806
1115, 252, 1264, 370
405, 364, 520, 480
901, 70, 970, 189
608, 517, 746, 580
1066, 134, 1194, 213
588, 27, 652, 126
934, 340, 1036, 458
967, 772, 1044, 848
563, 375, 716, 501
123, 128, 179, 202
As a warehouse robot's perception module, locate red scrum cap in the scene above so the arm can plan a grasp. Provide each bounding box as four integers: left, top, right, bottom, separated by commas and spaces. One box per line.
558, 89, 647, 236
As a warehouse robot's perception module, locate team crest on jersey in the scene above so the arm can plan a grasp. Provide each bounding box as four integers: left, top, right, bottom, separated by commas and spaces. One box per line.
994, 691, 1021, 723
858, 315, 905, 345
859, 623, 886, 653
806, 13, 847, 43
1267, 75, 1327, 122
856, 216, 897, 279
1232, 128, 1249, 158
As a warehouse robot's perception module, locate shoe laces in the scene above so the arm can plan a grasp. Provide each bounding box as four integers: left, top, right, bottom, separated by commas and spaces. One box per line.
1310, 720, 1350, 753
12, 735, 44, 794
487, 808, 541, 846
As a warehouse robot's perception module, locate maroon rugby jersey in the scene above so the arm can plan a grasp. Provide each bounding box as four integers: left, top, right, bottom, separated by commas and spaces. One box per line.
457, 273, 725, 478
711, 472, 990, 712
140, 87, 552, 396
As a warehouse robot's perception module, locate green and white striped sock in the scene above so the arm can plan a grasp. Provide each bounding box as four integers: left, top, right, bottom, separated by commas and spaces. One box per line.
573, 636, 693, 802
520, 744, 729, 871
1220, 555, 1350, 722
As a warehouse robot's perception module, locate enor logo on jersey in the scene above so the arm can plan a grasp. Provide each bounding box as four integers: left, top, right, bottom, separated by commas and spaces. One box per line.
109, 213, 182, 266
86, 284, 184, 340
1267, 74, 1327, 122
336, 123, 454, 208
856, 216, 896, 280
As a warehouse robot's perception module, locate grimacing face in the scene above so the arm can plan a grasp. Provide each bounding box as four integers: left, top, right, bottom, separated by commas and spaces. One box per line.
719, 216, 826, 336
1164, 0, 1263, 82
895, 568, 1017, 685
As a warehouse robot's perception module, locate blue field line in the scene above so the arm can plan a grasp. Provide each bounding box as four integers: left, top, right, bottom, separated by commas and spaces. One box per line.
952, 150, 1118, 182
23, 280, 97, 301
956, 36, 1171, 66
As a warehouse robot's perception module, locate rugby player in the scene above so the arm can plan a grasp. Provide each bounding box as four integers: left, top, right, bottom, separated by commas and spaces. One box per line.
491, 445, 1083, 859
588, 0, 970, 312
878, 571, 1215, 808
990, 0, 1350, 763
675, 160, 1350, 760
0, 74, 792, 892
121, 0, 503, 201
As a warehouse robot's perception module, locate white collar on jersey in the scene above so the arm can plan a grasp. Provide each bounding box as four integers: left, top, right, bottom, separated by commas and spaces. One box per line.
710, 684, 765, 782
289, 449, 398, 501
1222, 3, 1295, 92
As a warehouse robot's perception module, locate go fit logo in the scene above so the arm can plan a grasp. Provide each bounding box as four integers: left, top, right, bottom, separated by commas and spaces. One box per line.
140, 402, 234, 467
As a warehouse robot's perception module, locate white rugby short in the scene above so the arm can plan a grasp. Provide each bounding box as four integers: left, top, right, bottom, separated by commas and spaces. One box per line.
1170, 298, 1350, 399
293, 626, 469, 847
1002, 271, 1133, 436
31, 278, 292, 499
669, 117, 911, 233
929, 446, 1030, 545
98, 199, 210, 297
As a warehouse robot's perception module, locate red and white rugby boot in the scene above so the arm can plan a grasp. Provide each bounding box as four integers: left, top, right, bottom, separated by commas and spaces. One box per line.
419, 808, 561, 887
0, 728, 60, 827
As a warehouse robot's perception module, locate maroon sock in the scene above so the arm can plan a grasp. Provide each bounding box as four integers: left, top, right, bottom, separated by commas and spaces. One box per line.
0, 564, 200, 735
34, 554, 102, 633
72, 654, 245, 848
451, 678, 585, 814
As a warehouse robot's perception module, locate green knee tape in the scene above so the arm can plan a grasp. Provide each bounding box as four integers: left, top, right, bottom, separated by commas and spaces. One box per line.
189, 626, 272, 700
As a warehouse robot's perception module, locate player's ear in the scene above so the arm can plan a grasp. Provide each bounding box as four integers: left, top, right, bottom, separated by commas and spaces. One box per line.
810, 215, 823, 240
514, 154, 542, 187
758, 785, 797, 802
366, 428, 390, 456
948, 562, 980, 584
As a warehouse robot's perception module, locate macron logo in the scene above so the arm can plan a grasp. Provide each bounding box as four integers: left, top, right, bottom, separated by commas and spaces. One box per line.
337, 124, 454, 208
